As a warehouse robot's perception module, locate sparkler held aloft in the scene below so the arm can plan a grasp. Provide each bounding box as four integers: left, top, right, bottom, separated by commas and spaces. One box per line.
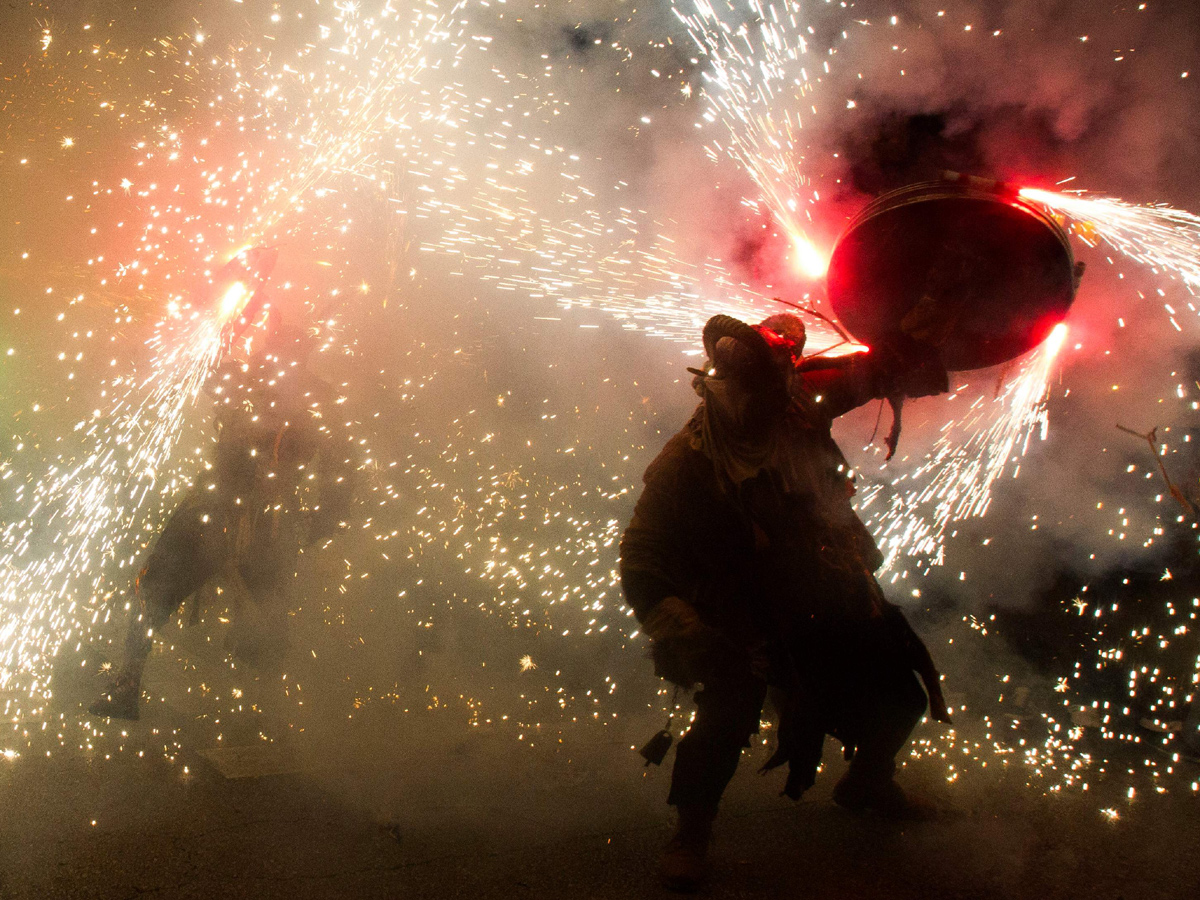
621, 311, 952, 892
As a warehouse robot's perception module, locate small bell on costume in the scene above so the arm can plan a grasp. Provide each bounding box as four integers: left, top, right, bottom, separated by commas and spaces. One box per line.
639, 729, 673, 767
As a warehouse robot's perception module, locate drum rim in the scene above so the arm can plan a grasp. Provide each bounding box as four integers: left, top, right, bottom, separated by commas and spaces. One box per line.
832, 180, 1074, 266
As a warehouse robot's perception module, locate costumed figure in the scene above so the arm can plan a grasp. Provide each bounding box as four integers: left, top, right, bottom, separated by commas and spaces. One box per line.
89, 304, 354, 721
620, 312, 952, 892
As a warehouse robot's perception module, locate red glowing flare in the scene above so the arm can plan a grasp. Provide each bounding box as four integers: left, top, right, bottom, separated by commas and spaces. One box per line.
1045, 321, 1068, 358
218, 281, 251, 322
790, 231, 828, 279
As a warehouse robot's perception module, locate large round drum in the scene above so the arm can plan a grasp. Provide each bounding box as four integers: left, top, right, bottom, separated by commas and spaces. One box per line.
826, 179, 1077, 371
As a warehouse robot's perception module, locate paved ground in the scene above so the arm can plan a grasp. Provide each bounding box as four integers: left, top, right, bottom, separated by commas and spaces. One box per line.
2, 708, 1197, 900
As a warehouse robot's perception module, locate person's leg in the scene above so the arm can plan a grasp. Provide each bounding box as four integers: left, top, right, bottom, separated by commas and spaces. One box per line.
90, 499, 225, 719
842, 668, 925, 779
668, 677, 768, 807
832, 658, 929, 816
662, 674, 767, 891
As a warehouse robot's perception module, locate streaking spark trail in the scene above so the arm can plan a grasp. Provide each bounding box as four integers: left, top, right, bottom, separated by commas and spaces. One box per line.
0, 0, 467, 716
0, 310, 222, 710
673, 0, 828, 276
1021, 188, 1200, 319
862, 324, 1069, 573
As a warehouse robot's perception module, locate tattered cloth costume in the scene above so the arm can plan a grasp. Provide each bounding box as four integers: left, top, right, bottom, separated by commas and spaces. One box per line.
621, 315, 945, 805
92, 328, 355, 719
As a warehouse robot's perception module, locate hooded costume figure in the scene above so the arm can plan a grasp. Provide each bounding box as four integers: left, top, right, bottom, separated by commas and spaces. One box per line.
620, 312, 950, 892
89, 312, 355, 721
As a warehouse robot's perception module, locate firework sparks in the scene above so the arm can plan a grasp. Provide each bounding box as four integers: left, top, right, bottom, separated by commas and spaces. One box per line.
673, 1, 838, 279
862, 324, 1070, 573
1021, 188, 1200, 328
1, 0, 1196, 816
0, 0, 469, 715
0, 309, 222, 707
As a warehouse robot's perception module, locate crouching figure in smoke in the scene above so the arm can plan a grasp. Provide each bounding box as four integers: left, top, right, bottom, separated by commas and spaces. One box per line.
620, 312, 953, 891
90, 308, 355, 721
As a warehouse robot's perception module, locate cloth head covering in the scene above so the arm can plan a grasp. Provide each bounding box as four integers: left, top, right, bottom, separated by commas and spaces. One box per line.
692, 314, 843, 498
758, 313, 806, 356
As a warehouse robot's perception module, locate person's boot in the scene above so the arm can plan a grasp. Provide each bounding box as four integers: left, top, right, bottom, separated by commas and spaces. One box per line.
660, 803, 717, 893
833, 769, 935, 820
89, 675, 141, 721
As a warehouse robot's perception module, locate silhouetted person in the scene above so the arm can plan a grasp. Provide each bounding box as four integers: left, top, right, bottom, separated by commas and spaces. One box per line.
621, 313, 951, 891
90, 313, 353, 720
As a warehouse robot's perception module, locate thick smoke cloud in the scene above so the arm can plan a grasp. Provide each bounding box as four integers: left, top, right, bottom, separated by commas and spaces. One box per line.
816, 1, 1200, 202
2, 0, 1199, 821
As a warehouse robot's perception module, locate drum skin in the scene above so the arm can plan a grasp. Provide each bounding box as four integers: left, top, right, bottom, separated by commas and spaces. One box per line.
827, 181, 1077, 371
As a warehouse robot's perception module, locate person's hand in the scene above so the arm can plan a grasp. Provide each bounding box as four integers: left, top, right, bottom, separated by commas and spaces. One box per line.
894, 358, 949, 399
925, 678, 953, 724
644, 597, 750, 687
641, 595, 706, 643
